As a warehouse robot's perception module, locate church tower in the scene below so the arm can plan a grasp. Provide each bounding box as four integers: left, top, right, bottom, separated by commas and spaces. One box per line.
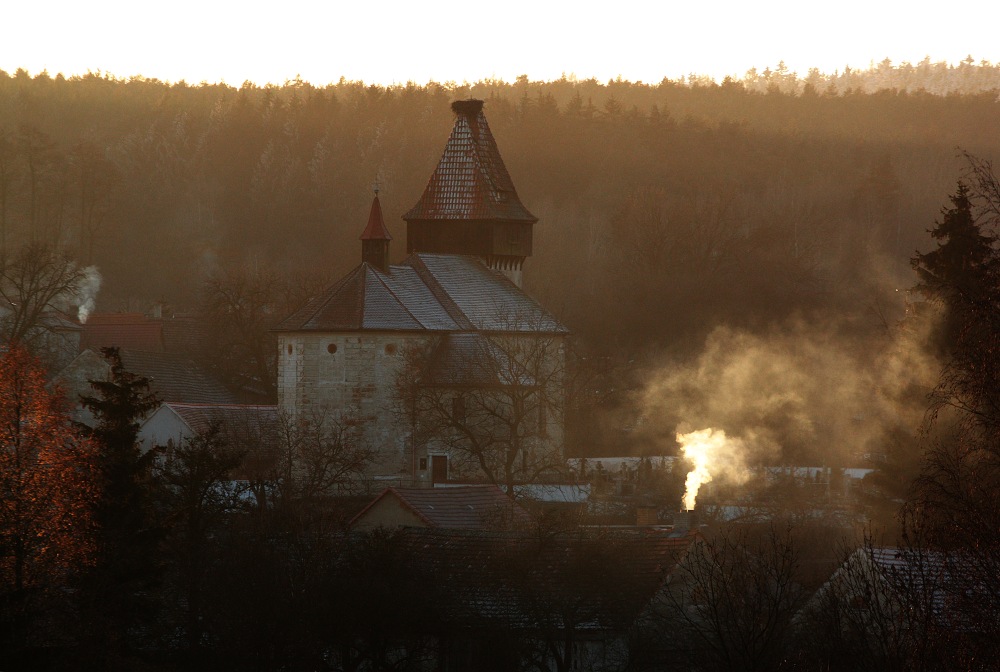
403, 99, 537, 286
360, 189, 391, 273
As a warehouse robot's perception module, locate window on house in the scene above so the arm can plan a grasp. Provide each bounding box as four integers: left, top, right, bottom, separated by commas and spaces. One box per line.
419, 457, 428, 470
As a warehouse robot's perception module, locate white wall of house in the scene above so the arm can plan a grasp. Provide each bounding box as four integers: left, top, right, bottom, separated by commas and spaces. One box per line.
138, 405, 192, 451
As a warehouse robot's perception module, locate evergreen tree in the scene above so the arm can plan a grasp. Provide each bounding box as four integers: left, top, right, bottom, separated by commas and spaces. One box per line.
911, 181, 997, 354
77, 346, 162, 661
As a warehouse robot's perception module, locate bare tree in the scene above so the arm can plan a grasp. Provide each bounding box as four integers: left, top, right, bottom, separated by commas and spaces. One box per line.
398, 325, 567, 491
199, 262, 328, 400
224, 407, 375, 510
0, 241, 90, 348
645, 526, 804, 672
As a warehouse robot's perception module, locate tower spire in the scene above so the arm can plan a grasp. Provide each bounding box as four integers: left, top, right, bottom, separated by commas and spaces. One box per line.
360, 189, 392, 273
403, 99, 536, 286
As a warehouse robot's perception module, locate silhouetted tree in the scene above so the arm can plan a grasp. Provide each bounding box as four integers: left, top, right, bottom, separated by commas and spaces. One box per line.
76, 346, 162, 661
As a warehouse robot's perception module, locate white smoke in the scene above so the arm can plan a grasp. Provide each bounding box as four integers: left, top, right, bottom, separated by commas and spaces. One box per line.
639, 317, 939, 506
678, 427, 752, 510
75, 266, 102, 323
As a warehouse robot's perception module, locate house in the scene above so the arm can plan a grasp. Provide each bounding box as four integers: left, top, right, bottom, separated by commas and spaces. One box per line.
275, 100, 568, 487
349, 484, 533, 531
53, 348, 238, 425
797, 545, 998, 667
336, 526, 697, 672
138, 402, 279, 453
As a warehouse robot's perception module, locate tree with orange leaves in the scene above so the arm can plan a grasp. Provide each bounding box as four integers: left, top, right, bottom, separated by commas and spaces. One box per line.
0, 343, 97, 600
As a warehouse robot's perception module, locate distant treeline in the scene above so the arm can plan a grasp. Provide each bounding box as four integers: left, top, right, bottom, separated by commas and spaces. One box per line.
1, 64, 999, 352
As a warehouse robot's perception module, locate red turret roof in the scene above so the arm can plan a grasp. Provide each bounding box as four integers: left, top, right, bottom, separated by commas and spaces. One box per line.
359, 193, 392, 240
403, 99, 537, 223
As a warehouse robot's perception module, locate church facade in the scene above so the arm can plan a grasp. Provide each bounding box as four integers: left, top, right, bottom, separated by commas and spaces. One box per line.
275, 100, 567, 487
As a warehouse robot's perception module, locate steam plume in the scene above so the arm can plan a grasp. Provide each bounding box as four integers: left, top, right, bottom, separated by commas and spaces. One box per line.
678, 427, 750, 510
75, 266, 102, 323
639, 318, 938, 503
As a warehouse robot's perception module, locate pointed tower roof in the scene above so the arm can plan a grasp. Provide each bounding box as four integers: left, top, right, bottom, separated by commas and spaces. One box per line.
403, 99, 537, 223
360, 191, 392, 241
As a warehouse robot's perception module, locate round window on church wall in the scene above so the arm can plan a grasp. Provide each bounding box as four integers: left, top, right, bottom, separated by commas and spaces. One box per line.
327, 343, 337, 354
384, 343, 398, 356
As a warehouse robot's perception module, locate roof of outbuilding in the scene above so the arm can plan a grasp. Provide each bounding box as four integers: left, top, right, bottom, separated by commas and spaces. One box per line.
351, 485, 533, 530
392, 527, 697, 632
163, 402, 280, 436
81, 313, 164, 352
275, 254, 565, 335
403, 99, 537, 224
118, 349, 238, 404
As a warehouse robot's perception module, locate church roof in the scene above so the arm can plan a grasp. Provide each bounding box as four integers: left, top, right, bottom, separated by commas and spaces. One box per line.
359, 193, 391, 240
403, 99, 537, 223
275, 254, 566, 334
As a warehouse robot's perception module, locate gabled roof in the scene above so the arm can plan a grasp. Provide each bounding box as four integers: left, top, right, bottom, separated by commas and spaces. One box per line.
360, 193, 392, 240
276, 254, 566, 335
393, 527, 696, 632
403, 99, 536, 224
117, 349, 238, 404
81, 312, 164, 352
351, 485, 533, 530
162, 402, 280, 436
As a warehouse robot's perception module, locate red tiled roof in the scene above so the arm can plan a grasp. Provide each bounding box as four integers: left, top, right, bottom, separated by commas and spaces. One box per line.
81, 312, 164, 352
360, 193, 392, 241
403, 100, 536, 224
351, 485, 533, 530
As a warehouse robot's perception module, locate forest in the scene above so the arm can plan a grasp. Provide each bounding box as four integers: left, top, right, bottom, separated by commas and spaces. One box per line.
2, 59, 1000, 670
4, 60, 1000, 461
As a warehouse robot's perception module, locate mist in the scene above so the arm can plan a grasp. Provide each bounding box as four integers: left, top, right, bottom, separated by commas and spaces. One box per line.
637, 315, 940, 477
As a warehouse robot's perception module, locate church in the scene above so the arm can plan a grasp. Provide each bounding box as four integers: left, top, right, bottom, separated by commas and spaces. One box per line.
275, 99, 567, 488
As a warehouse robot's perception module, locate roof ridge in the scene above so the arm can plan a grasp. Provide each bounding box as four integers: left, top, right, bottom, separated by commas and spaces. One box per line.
364, 264, 426, 329
404, 255, 475, 329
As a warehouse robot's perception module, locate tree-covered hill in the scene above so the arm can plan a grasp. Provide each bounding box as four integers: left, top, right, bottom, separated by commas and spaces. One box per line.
2, 63, 999, 352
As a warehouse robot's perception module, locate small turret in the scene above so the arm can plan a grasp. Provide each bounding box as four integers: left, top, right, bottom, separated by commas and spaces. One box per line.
360, 189, 392, 273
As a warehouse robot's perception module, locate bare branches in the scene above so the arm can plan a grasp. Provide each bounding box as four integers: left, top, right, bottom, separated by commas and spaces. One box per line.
0, 241, 89, 346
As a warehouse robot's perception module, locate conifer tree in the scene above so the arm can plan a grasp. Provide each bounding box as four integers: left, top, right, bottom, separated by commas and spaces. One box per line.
77, 346, 162, 657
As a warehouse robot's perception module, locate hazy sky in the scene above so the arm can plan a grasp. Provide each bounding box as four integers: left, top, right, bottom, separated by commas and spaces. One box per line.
5, 1, 999, 85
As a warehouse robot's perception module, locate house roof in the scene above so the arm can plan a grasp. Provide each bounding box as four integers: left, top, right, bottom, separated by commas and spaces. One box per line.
117, 349, 238, 404
350, 485, 533, 530
392, 527, 696, 632
275, 254, 565, 335
162, 402, 280, 436
360, 193, 392, 241
403, 99, 536, 224
81, 312, 165, 352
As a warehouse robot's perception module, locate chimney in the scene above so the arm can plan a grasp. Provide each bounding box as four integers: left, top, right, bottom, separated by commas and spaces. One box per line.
672, 509, 698, 534
635, 505, 659, 527
360, 190, 391, 272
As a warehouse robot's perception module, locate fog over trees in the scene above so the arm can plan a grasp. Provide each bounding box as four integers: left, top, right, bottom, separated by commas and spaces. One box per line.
3, 61, 1000, 669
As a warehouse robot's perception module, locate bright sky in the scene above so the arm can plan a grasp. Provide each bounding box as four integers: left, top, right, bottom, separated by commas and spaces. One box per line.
4, 1, 999, 86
